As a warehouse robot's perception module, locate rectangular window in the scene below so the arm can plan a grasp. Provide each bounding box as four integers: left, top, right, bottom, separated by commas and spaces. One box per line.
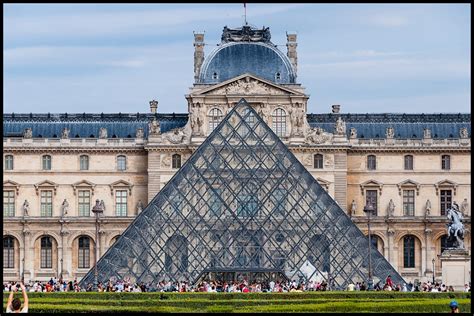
40, 190, 53, 217
80, 156, 89, 170
115, 190, 128, 216
3, 191, 15, 217
237, 194, 258, 217
403, 236, 415, 268
209, 189, 222, 217
41, 248, 52, 268
403, 190, 415, 216
441, 155, 450, 170
5, 155, 13, 170
440, 190, 452, 216
365, 190, 378, 216
3, 238, 14, 268
78, 190, 91, 217
42, 156, 52, 170
404, 155, 413, 170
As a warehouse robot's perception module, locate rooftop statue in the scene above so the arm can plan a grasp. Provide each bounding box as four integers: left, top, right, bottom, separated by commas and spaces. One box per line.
221, 25, 271, 44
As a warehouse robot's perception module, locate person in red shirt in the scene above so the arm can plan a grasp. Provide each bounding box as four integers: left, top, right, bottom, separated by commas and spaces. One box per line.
385, 275, 394, 288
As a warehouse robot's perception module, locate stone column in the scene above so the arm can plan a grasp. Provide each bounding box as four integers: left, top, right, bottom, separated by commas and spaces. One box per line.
387, 228, 395, 266
424, 228, 433, 277
21, 221, 31, 283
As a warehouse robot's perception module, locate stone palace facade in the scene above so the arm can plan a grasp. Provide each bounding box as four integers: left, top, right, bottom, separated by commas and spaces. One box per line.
3, 25, 471, 285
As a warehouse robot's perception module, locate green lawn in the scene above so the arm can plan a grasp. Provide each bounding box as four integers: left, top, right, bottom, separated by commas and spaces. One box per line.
3, 291, 471, 313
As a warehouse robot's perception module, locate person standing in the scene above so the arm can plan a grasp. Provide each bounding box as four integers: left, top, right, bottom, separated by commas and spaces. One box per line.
6, 282, 29, 313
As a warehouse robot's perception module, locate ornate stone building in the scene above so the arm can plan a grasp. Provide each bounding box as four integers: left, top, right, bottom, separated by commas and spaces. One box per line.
3, 25, 471, 285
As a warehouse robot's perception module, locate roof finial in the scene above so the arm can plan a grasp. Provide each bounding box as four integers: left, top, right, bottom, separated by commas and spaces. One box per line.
244, 3, 247, 26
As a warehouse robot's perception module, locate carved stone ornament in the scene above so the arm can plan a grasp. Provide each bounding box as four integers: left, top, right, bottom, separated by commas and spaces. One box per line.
61, 128, 70, 139
460, 198, 468, 216
190, 105, 204, 136
136, 128, 144, 139
303, 154, 312, 167
136, 200, 144, 214
459, 127, 468, 139
165, 128, 185, 144
208, 77, 287, 96
148, 118, 160, 135
334, 117, 346, 135
162, 155, 172, 167
304, 127, 333, 144
386, 127, 395, 139
23, 128, 33, 139
99, 127, 108, 139
349, 127, 357, 139
423, 128, 431, 139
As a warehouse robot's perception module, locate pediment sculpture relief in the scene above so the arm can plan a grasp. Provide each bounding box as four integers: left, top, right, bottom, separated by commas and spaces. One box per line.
208, 77, 288, 96
304, 126, 333, 144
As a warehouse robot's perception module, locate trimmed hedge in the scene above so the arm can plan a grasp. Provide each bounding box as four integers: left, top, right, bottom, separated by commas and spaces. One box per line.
2, 292, 471, 313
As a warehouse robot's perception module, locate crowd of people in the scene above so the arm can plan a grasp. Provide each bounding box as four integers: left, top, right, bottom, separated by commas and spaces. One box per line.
3, 276, 471, 294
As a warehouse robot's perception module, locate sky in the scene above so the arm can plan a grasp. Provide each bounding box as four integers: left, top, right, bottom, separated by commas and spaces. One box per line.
3, 3, 471, 114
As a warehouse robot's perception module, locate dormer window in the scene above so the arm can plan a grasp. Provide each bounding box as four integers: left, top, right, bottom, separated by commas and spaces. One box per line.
212, 72, 218, 80
275, 72, 281, 81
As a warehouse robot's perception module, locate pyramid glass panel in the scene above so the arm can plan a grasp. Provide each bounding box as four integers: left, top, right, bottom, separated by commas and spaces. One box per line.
79, 99, 405, 289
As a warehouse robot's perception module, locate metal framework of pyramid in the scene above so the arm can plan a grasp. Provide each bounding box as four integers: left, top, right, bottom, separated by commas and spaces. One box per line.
79, 99, 404, 290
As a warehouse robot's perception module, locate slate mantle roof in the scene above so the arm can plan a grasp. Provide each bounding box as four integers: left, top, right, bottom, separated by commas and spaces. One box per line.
3, 112, 471, 139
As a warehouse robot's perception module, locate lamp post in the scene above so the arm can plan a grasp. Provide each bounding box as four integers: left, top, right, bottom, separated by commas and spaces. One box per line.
21, 258, 25, 283
432, 258, 435, 284
363, 201, 375, 290
60, 258, 63, 280
91, 199, 104, 291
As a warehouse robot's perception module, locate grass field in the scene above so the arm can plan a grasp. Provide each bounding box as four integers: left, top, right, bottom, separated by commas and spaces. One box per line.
3, 291, 471, 313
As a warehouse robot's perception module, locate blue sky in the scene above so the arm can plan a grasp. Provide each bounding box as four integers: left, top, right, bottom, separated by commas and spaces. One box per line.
3, 3, 470, 114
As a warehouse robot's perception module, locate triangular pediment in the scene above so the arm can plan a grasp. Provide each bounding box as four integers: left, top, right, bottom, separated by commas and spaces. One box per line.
397, 179, 420, 195
79, 98, 404, 290
72, 180, 96, 195
34, 180, 58, 195
435, 179, 458, 195
3, 180, 20, 195
193, 73, 303, 96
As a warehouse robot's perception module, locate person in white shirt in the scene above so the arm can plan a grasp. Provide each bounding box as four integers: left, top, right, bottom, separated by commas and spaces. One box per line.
6, 282, 28, 313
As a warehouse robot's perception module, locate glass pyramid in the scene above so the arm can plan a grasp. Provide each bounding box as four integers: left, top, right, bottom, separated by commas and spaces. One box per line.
79, 99, 405, 289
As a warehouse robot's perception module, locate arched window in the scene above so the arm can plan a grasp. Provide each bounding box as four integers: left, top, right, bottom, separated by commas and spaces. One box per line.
272, 108, 286, 137
4, 155, 13, 170
117, 155, 127, 171
165, 235, 188, 276
208, 108, 223, 132
41, 236, 53, 268
212, 72, 218, 80
172, 154, 182, 169
3, 236, 15, 268
275, 72, 281, 81
441, 155, 450, 170
367, 155, 376, 170
314, 154, 323, 169
403, 235, 415, 268
80, 155, 89, 170
78, 236, 90, 269
404, 155, 413, 170
42, 155, 52, 170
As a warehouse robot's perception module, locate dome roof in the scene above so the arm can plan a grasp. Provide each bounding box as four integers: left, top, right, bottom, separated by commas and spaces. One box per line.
198, 26, 296, 84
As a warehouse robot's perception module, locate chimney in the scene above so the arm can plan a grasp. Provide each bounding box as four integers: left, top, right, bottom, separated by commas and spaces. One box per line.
149, 100, 158, 114
332, 105, 341, 114
193, 31, 205, 83
286, 32, 298, 78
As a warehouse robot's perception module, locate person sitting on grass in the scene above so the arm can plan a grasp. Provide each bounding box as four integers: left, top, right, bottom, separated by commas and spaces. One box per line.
6, 282, 28, 313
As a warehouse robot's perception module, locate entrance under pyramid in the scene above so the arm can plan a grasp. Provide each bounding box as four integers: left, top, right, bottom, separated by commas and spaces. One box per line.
79, 99, 405, 290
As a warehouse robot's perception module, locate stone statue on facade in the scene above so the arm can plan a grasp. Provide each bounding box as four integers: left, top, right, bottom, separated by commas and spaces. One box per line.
99, 200, 106, 212
136, 128, 144, 139
190, 105, 204, 135
137, 200, 144, 214
23, 128, 33, 139
61, 128, 70, 139
425, 199, 432, 217
350, 200, 357, 216
99, 127, 108, 139
22, 200, 30, 216
459, 127, 468, 139
387, 199, 395, 217
446, 202, 465, 249
460, 198, 468, 216
423, 128, 431, 139
349, 127, 357, 139
386, 127, 395, 139
335, 117, 346, 136
148, 118, 160, 135
60, 199, 69, 217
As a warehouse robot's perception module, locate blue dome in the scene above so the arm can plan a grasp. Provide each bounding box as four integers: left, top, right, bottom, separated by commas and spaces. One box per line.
199, 42, 296, 84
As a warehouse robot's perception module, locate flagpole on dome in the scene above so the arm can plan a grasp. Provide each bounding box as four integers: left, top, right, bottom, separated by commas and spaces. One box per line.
244, 3, 247, 26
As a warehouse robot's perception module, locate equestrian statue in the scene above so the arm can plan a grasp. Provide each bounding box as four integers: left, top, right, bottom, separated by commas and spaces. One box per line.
446, 202, 465, 249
